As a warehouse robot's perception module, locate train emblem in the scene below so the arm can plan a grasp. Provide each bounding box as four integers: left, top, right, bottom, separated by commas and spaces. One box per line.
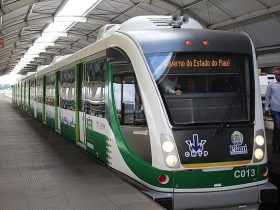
185, 134, 208, 158
229, 131, 248, 155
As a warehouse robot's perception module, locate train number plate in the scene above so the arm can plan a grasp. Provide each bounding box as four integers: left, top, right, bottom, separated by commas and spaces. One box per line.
234, 169, 256, 179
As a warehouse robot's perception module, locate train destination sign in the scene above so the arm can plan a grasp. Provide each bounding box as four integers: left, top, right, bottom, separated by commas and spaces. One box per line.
165, 58, 231, 69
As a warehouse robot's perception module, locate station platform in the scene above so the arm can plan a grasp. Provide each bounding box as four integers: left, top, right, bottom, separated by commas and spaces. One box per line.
0, 94, 163, 210
266, 128, 280, 175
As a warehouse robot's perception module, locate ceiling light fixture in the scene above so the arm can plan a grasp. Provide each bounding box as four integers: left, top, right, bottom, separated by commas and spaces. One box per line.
11, 0, 102, 75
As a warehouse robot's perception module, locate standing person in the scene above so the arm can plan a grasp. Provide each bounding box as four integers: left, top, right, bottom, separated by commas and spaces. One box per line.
265, 67, 280, 152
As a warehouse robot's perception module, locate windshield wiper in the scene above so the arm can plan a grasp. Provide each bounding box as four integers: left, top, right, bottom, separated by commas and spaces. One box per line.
212, 91, 245, 137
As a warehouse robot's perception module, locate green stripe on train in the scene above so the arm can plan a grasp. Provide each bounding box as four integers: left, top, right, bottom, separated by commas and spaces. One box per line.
107, 64, 267, 189
37, 111, 43, 122
30, 107, 35, 117
174, 165, 262, 189
61, 122, 76, 143
86, 127, 107, 163
46, 117, 55, 129
107, 64, 174, 188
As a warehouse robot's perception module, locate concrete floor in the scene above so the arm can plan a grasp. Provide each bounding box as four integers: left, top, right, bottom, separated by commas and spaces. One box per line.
0, 94, 163, 210
1, 93, 279, 210
265, 128, 280, 175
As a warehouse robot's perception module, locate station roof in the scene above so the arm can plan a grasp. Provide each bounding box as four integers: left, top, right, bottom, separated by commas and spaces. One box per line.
1, 0, 280, 76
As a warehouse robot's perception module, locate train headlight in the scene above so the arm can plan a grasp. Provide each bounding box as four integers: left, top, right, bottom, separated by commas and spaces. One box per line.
161, 134, 180, 168
255, 135, 264, 146
162, 141, 175, 153
254, 148, 264, 160
165, 155, 178, 167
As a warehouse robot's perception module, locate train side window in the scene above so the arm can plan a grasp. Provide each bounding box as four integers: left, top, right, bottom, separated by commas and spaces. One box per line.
109, 47, 147, 126
61, 67, 75, 110
46, 74, 55, 106
30, 80, 35, 102
112, 69, 146, 126
85, 58, 106, 117
36, 78, 44, 103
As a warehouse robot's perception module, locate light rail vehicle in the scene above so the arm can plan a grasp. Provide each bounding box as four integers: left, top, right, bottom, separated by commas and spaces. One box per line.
12, 15, 277, 209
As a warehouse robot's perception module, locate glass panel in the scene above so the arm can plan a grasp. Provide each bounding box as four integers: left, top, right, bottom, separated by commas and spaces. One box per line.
146, 52, 251, 125
46, 74, 55, 106
60, 68, 75, 110
123, 77, 135, 124
112, 74, 146, 126
36, 78, 44, 103
84, 58, 105, 117
25, 82, 29, 105
30, 80, 35, 102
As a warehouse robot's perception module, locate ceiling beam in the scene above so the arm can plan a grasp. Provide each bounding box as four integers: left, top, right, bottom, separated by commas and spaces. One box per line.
1, 0, 55, 14
208, 3, 280, 29
1, 16, 53, 34
182, 0, 206, 10
86, 17, 110, 25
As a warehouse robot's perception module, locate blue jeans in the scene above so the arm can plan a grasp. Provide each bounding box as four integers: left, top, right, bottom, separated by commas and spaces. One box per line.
270, 110, 280, 149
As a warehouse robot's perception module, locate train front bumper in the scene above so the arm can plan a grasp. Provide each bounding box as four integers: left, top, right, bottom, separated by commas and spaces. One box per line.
145, 181, 277, 210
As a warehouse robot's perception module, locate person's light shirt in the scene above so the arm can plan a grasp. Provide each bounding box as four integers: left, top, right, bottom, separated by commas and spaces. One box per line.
162, 77, 178, 94
265, 79, 280, 112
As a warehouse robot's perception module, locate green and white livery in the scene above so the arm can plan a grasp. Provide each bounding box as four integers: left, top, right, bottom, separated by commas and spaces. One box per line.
12, 15, 277, 209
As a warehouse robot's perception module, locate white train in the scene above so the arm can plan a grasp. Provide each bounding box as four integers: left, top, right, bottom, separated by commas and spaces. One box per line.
13, 15, 277, 209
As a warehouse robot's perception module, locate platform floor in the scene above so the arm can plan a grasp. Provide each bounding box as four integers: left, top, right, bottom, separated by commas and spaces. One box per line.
266, 128, 280, 175
0, 94, 163, 210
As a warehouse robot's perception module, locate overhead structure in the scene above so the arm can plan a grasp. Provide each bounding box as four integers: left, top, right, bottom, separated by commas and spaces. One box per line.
1, 0, 280, 76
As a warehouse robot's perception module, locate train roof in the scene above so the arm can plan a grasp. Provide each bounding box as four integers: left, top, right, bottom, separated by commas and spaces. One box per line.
23, 16, 203, 80
19, 15, 252, 82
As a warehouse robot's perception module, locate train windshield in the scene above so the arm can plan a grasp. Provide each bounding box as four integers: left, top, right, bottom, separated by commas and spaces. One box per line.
145, 52, 253, 126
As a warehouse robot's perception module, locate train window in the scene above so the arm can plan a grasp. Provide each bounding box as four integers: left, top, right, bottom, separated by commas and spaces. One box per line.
25, 81, 29, 106
84, 58, 106, 117
146, 52, 253, 126
107, 47, 130, 64
36, 78, 44, 104
60, 67, 75, 110
30, 80, 35, 102
112, 70, 146, 126
46, 74, 55, 106
109, 47, 147, 126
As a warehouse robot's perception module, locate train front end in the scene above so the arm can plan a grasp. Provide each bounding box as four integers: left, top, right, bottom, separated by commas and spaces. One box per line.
142, 30, 277, 209
107, 16, 277, 209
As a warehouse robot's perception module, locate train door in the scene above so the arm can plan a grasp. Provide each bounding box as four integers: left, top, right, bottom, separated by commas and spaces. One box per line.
34, 79, 37, 118
45, 74, 56, 129
20, 82, 23, 107
17, 84, 20, 106
28, 80, 31, 113
60, 67, 76, 143
36, 78, 44, 121
84, 55, 107, 162
30, 79, 35, 117
26, 81, 28, 111
77, 63, 86, 147
23, 81, 26, 111
43, 76, 46, 124
55, 71, 61, 132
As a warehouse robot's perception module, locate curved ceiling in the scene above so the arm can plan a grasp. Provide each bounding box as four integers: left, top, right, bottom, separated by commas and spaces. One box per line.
1, 0, 280, 76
